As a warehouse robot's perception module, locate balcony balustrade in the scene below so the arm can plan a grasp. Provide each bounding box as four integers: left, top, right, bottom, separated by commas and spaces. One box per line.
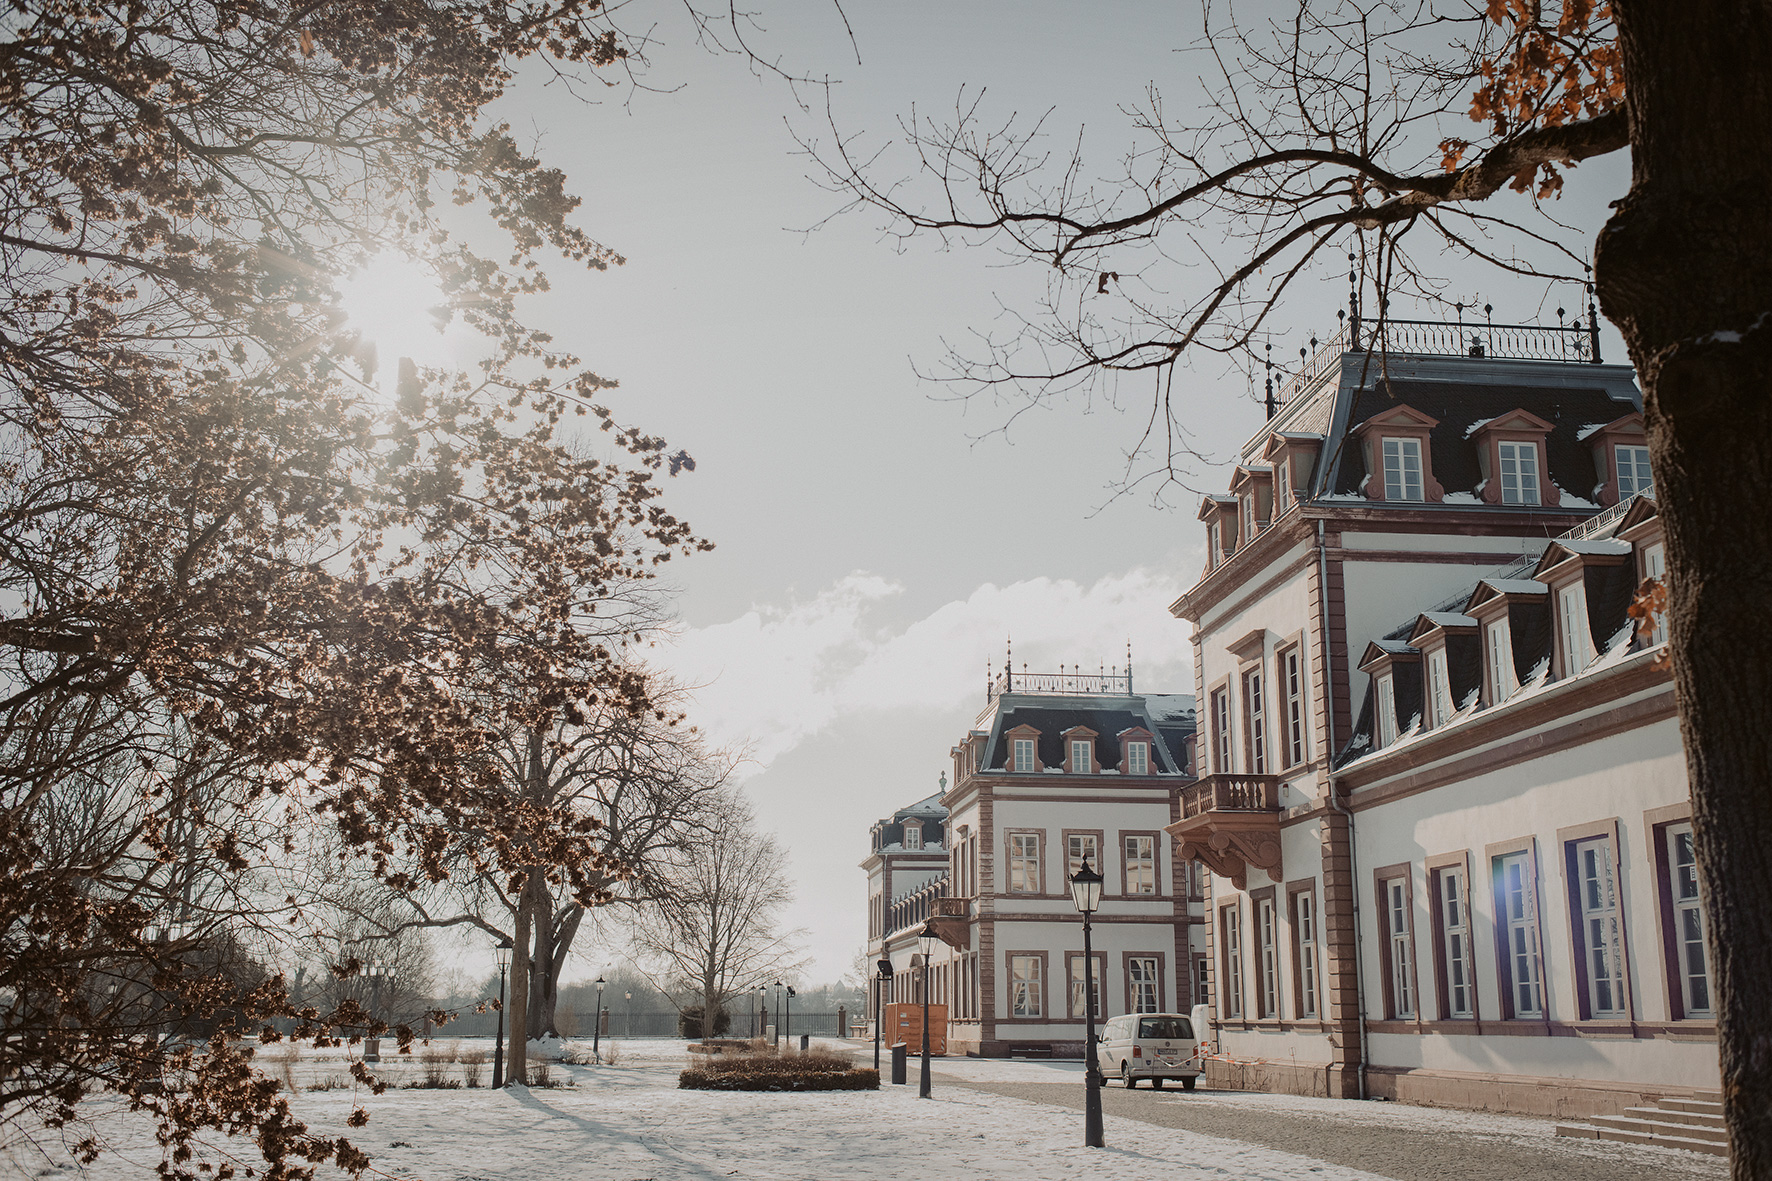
1166, 773, 1285, 891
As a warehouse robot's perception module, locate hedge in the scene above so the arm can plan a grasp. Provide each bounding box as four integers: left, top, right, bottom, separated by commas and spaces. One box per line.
678, 1067, 879, 1091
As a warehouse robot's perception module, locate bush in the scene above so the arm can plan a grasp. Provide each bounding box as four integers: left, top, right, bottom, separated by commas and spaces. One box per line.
677, 1004, 732, 1039
678, 1051, 877, 1092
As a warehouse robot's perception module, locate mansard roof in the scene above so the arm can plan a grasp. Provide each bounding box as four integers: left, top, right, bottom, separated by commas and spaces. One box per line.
982, 703, 1188, 775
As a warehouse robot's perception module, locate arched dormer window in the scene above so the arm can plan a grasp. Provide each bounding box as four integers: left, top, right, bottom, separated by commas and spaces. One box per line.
902, 819, 922, 850
1354, 405, 1444, 503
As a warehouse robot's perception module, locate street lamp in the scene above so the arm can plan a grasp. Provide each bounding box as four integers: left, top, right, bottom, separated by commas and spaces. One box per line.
625, 990, 632, 1039
1070, 856, 1106, 1148
363, 959, 389, 1065
785, 986, 796, 1048
492, 939, 512, 1088
874, 959, 893, 1071
917, 919, 939, 1098
592, 975, 606, 1062
756, 984, 766, 1040
773, 981, 783, 1048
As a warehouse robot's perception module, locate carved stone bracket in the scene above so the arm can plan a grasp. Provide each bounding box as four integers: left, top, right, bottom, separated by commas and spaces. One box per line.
1171, 821, 1283, 892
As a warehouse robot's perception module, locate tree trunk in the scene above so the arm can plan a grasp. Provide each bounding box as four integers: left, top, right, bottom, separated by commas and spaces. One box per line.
529, 898, 556, 1041
507, 880, 531, 1086
1599, 4, 1772, 1174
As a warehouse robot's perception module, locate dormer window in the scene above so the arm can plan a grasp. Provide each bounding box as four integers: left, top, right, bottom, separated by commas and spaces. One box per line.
1013, 738, 1037, 772
1070, 738, 1093, 773
1616, 445, 1653, 497
1558, 583, 1591, 677
902, 820, 923, 850
1377, 674, 1399, 748
1125, 740, 1150, 776
1208, 521, 1222, 567
1274, 458, 1292, 516
1497, 441, 1541, 505
1485, 617, 1515, 704
1382, 438, 1424, 501
1425, 648, 1454, 728
1240, 495, 1257, 544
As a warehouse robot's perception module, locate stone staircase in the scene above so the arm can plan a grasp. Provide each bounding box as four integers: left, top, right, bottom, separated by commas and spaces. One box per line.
1555, 1091, 1727, 1157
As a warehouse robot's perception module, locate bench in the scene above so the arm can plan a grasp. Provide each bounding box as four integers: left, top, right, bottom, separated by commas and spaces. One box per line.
1007, 1046, 1053, 1058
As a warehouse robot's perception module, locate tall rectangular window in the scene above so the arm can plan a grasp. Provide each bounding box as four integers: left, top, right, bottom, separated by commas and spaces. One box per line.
1125, 835, 1156, 895
1212, 689, 1231, 772
1068, 953, 1103, 1020
1070, 738, 1092, 773
1196, 956, 1211, 1005
1616, 444, 1653, 497
1243, 667, 1268, 773
1559, 583, 1591, 676
1436, 866, 1474, 1018
1220, 903, 1244, 1019
1208, 521, 1221, 567
1383, 876, 1416, 1019
902, 821, 922, 850
1257, 897, 1280, 1018
1498, 440, 1541, 505
1382, 437, 1424, 501
1129, 956, 1162, 1014
1293, 889, 1319, 1018
1013, 738, 1036, 772
1281, 648, 1306, 767
1427, 648, 1454, 728
1643, 543, 1669, 645
1496, 851, 1543, 1017
1275, 459, 1292, 516
1377, 673, 1398, 748
1066, 833, 1099, 882
1666, 823, 1713, 1017
1008, 833, 1041, 894
1574, 835, 1628, 1018
1485, 618, 1514, 704
1240, 495, 1256, 544
1010, 955, 1043, 1017
1125, 740, 1150, 776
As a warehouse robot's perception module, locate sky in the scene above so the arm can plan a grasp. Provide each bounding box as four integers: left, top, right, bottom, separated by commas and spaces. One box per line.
433, 0, 1633, 987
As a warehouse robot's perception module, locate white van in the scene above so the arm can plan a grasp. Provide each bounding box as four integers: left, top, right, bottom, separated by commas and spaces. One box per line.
1095, 1012, 1202, 1089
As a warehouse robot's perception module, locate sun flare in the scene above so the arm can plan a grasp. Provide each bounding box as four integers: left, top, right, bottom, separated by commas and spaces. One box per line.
336, 255, 452, 390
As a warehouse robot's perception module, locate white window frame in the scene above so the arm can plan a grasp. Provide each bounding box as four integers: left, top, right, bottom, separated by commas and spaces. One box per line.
1666, 822, 1714, 1017
1385, 877, 1416, 1019
1129, 956, 1161, 1014
1220, 904, 1244, 1019
902, 820, 922, 851
1244, 667, 1268, 773
1125, 834, 1156, 895
1068, 954, 1103, 1020
1125, 740, 1150, 776
1485, 617, 1514, 705
1274, 459, 1292, 516
1427, 648, 1453, 728
1013, 737, 1036, 773
1281, 648, 1306, 767
1616, 444, 1653, 497
1438, 867, 1474, 1018
1240, 494, 1256, 544
1008, 833, 1041, 894
1010, 955, 1043, 1018
1212, 688, 1231, 773
1497, 851, 1544, 1018
1207, 520, 1222, 567
1574, 835, 1628, 1018
1376, 673, 1399, 748
1294, 891, 1319, 1018
1257, 897, 1280, 1018
1070, 738, 1092, 774
1066, 832, 1099, 883
1498, 440, 1541, 505
1558, 582, 1591, 676
1382, 437, 1424, 501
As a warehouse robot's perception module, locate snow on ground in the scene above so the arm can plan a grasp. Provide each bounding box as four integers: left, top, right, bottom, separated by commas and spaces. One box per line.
12, 1038, 1397, 1181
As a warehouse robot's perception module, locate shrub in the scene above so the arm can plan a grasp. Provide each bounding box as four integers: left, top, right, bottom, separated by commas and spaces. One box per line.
677, 1004, 731, 1039
678, 1052, 877, 1092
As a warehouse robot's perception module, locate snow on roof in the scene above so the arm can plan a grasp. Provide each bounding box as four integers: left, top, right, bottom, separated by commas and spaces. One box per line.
1419, 611, 1478, 629
900, 792, 946, 815
1369, 639, 1418, 654
1554, 538, 1632, 556
1480, 578, 1550, 596
1143, 693, 1197, 723
1576, 422, 1611, 441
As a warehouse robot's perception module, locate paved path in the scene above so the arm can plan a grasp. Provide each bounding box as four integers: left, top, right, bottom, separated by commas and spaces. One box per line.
938, 1076, 1726, 1181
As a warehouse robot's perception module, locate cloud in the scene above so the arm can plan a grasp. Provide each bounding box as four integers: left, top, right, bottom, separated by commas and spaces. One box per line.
659, 568, 1194, 770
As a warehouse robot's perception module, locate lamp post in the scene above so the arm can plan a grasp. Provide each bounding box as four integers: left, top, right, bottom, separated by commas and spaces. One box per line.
624, 991, 632, 1039
917, 919, 939, 1098
773, 981, 783, 1048
874, 959, 893, 1070
492, 939, 512, 1088
363, 959, 389, 1064
785, 986, 796, 1047
592, 975, 606, 1062
1070, 857, 1105, 1148
755, 984, 764, 1039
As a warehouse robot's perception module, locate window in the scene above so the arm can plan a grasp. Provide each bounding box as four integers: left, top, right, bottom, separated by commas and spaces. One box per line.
1066, 832, 1099, 883
1129, 956, 1162, 1014
1382, 876, 1416, 1019
1376, 673, 1398, 748
1196, 956, 1211, 1005
1292, 888, 1319, 1018
1573, 835, 1628, 1018
1243, 667, 1268, 773
1496, 850, 1544, 1018
1558, 583, 1591, 676
1207, 520, 1222, 567
1382, 437, 1424, 501
1013, 738, 1036, 772
1125, 740, 1150, 776
1280, 647, 1306, 767
1426, 648, 1453, 728
1124, 834, 1156, 895
1009, 955, 1043, 1017
1485, 618, 1514, 705
1435, 866, 1474, 1018
1240, 495, 1256, 545
1211, 688, 1231, 772
1068, 953, 1104, 1019
902, 820, 922, 850
1616, 444, 1653, 497
1008, 833, 1041, 893
1070, 738, 1093, 773
1498, 440, 1541, 505
1665, 822, 1713, 1017
1219, 903, 1244, 1018
1275, 459, 1292, 516
1643, 543, 1669, 645
1256, 896, 1280, 1018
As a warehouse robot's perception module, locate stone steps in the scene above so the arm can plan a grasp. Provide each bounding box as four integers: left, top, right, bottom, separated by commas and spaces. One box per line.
1555, 1095, 1730, 1158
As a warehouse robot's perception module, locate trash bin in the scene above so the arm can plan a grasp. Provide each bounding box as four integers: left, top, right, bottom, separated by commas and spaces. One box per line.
890, 1042, 908, 1085
799, 1033, 810, 1053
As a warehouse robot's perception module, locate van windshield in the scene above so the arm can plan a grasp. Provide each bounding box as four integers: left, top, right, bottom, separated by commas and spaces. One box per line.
1137, 1017, 1193, 1040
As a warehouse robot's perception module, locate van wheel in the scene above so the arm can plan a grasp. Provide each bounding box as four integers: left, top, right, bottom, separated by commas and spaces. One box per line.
1182, 1076, 1197, 1092
1121, 1063, 1136, 1088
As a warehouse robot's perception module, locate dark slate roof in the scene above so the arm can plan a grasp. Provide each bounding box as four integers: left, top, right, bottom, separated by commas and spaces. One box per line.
1154, 724, 1194, 776
984, 707, 1171, 773
1330, 380, 1636, 500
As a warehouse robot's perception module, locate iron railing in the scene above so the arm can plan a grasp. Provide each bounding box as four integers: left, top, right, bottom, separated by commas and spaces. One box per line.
1180, 774, 1285, 819
887, 874, 950, 938
988, 666, 1133, 702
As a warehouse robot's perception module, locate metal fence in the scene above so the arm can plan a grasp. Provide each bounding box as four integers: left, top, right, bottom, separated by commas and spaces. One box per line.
420, 1009, 855, 1040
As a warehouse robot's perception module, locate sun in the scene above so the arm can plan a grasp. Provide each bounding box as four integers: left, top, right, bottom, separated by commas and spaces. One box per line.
336, 255, 452, 389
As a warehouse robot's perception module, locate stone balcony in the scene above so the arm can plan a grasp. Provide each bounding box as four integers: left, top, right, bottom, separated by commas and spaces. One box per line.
1164, 773, 1284, 891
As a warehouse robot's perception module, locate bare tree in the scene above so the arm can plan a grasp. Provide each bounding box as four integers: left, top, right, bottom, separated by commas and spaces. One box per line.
811, 1, 1772, 1169
631, 795, 806, 1042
